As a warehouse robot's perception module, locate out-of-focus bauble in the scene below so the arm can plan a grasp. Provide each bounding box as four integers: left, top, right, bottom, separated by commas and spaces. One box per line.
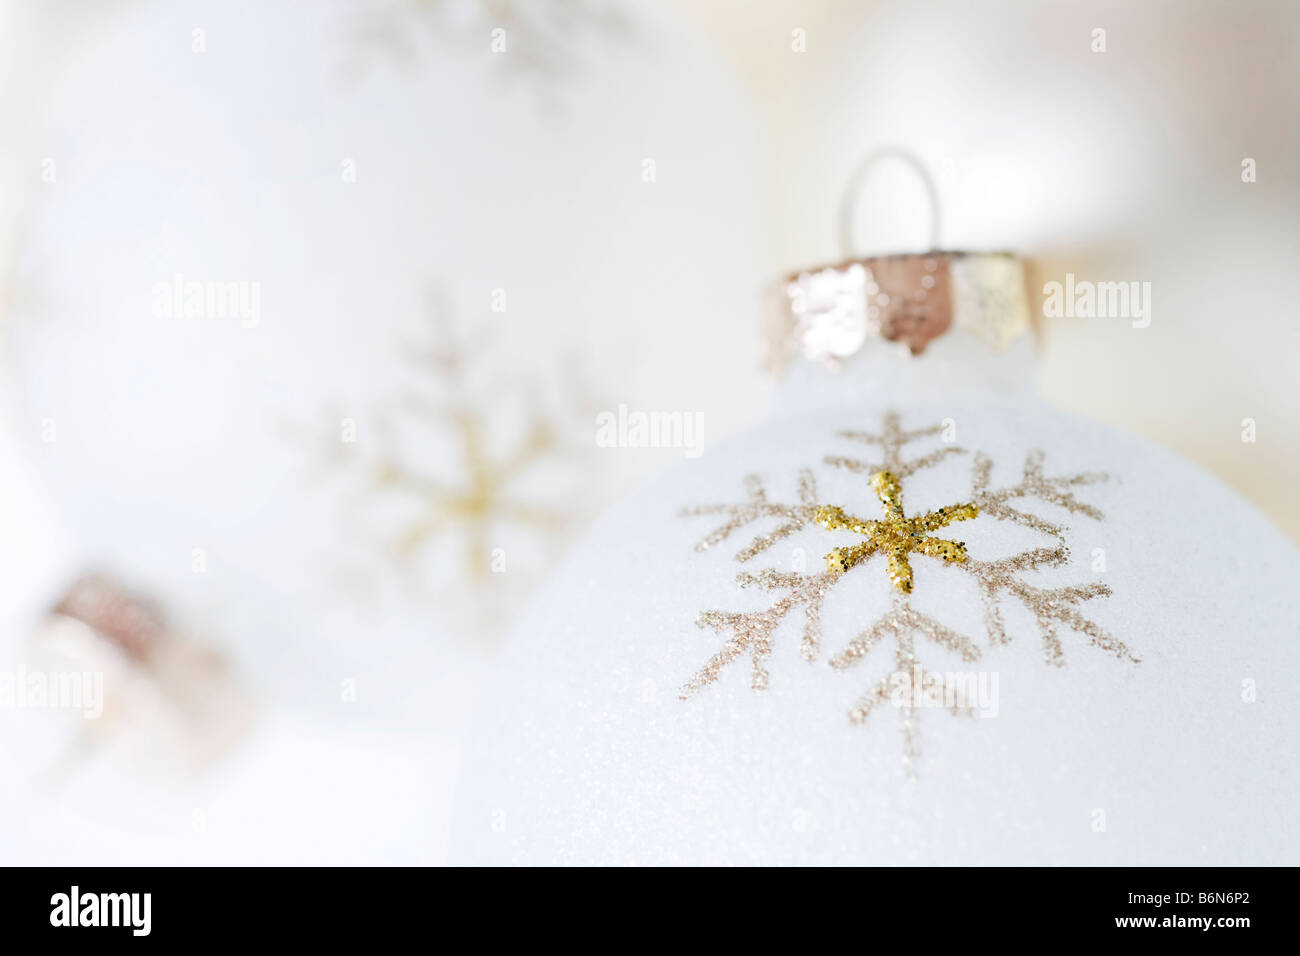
4, 0, 761, 864
10, 0, 762, 702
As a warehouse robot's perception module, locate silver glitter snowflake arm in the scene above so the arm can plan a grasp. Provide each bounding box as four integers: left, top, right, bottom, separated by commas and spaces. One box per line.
970, 450, 1107, 540
343, 0, 633, 96
829, 596, 982, 771
1015, 580, 1133, 665
681, 569, 835, 698
957, 548, 1137, 665
680, 470, 820, 563
826, 410, 965, 478
825, 445, 965, 481
955, 451, 1134, 664
830, 597, 981, 671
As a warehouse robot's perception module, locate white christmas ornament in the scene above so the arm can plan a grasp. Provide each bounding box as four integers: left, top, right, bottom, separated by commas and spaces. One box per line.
2, 0, 760, 863
452, 245, 1300, 865
8, 0, 759, 688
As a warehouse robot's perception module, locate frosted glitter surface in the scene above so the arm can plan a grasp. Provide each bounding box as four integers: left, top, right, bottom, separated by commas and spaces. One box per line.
452, 398, 1300, 865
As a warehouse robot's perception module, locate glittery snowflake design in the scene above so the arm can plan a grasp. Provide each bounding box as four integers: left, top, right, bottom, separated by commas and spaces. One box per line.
296, 293, 596, 629
815, 470, 978, 590
680, 410, 1138, 770
343, 0, 631, 103
681, 470, 819, 564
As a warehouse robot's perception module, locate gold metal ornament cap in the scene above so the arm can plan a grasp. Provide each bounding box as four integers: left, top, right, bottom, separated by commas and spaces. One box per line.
765, 250, 1034, 373
763, 148, 1037, 374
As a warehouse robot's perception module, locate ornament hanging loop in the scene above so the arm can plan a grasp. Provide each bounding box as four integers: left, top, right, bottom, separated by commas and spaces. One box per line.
838, 146, 942, 259
764, 147, 1032, 372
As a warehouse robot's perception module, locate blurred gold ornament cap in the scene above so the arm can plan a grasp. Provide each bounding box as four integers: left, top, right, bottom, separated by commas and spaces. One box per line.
32, 573, 256, 776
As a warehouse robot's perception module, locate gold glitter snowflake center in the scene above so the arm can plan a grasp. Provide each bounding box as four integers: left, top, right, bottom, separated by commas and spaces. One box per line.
815, 470, 979, 593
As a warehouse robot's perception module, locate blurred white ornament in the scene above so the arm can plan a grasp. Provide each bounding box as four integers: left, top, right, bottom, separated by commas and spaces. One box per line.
4, 0, 761, 864
9, 0, 760, 707
28, 574, 255, 780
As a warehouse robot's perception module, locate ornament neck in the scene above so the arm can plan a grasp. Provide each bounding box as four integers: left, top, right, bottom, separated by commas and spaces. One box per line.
767, 332, 1038, 420
762, 149, 1040, 420
761, 244, 1039, 419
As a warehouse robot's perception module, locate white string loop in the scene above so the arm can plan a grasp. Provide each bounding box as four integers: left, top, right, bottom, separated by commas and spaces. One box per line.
837, 147, 941, 259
